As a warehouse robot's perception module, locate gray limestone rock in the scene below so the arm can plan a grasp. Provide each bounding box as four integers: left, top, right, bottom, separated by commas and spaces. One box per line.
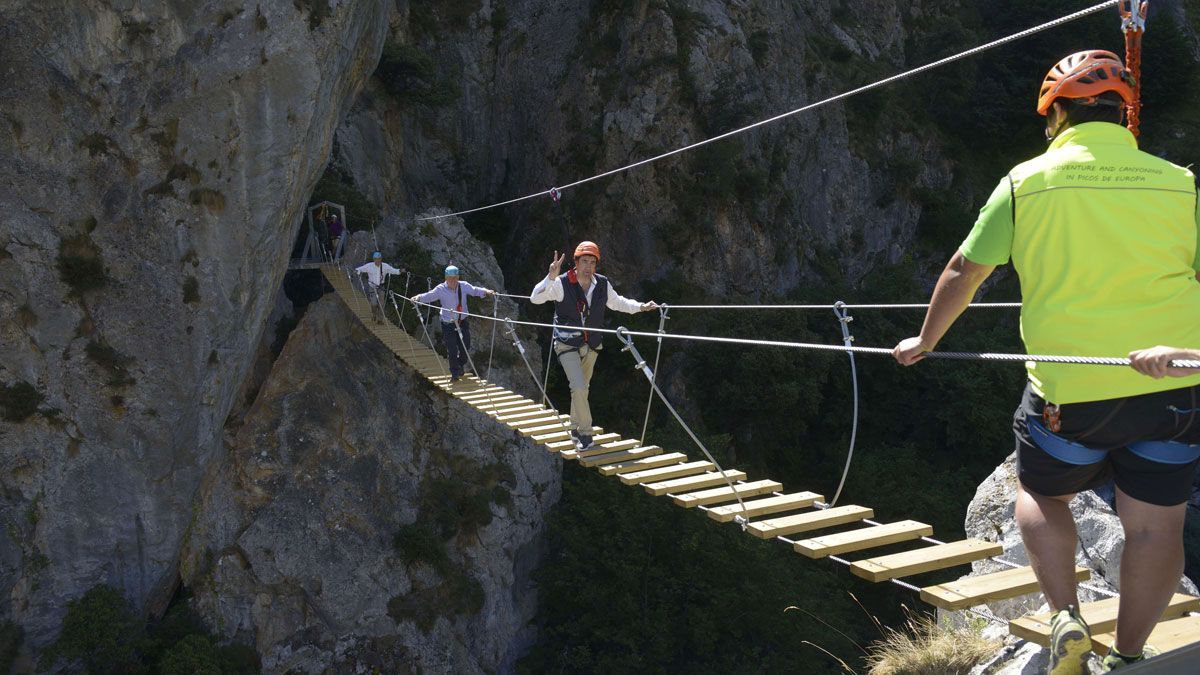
0, 0, 391, 651
181, 294, 560, 673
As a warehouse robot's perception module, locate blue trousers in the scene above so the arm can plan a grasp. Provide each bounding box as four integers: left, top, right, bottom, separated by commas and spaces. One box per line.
441, 321, 472, 377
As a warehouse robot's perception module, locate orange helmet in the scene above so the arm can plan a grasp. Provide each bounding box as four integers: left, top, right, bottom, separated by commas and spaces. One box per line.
574, 241, 600, 261
1036, 50, 1135, 116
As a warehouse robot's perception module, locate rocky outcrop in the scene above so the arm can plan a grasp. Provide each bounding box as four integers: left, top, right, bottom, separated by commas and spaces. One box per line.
0, 0, 391, 650
181, 293, 559, 673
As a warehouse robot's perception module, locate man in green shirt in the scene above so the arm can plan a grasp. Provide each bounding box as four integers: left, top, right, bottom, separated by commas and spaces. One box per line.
893, 51, 1200, 674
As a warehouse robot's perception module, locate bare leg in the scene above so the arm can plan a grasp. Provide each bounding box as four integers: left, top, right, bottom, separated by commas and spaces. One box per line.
1113, 487, 1186, 654
1016, 482, 1080, 611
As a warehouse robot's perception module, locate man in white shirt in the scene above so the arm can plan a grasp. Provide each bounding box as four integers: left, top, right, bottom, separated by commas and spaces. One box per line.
355, 252, 401, 324
530, 241, 658, 450
412, 265, 495, 382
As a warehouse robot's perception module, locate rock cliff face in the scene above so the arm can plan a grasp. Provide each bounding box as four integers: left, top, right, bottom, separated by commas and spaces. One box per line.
180, 294, 559, 673
0, 0, 391, 649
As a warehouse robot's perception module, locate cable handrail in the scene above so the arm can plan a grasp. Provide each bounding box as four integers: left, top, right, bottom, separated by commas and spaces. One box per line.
413, 1, 1120, 222
392, 291, 1200, 369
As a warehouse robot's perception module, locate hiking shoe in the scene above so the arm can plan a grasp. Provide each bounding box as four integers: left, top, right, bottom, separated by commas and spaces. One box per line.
449, 374, 461, 383
1048, 605, 1092, 675
570, 430, 594, 451
1100, 645, 1160, 671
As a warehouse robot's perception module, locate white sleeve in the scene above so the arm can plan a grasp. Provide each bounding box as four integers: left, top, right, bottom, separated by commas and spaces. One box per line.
355, 263, 371, 274
605, 282, 643, 314
383, 264, 401, 276
530, 276, 564, 305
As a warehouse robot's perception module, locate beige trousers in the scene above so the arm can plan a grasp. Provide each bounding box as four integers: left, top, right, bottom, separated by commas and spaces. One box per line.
555, 343, 600, 434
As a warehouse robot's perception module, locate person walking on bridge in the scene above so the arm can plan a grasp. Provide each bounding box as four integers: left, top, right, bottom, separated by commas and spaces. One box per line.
530, 241, 659, 451
892, 51, 1200, 674
413, 265, 494, 383
355, 251, 401, 324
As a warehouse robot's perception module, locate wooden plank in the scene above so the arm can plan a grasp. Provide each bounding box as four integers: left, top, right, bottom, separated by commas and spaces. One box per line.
576, 439, 641, 459
671, 480, 783, 508
794, 521, 933, 560
747, 505, 873, 540
619, 461, 715, 486
529, 425, 606, 441
505, 415, 569, 429
1091, 615, 1200, 655
920, 565, 1089, 611
545, 433, 621, 453
495, 409, 555, 422
487, 403, 549, 420
481, 403, 542, 416
453, 388, 507, 400
579, 446, 663, 468
1009, 594, 1200, 648
471, 397, 529, 410
598, 452, 688, 476
707, 492, 824, 523
644, 470, 748, 497
850, 539, 1002, 583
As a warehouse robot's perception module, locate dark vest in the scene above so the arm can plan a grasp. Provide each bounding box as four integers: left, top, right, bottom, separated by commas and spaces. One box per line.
554, 272, 607, 348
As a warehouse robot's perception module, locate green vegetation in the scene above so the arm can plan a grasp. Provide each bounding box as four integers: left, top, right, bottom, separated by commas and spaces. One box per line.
374, 39, 462, 106
0, 381, 44, 422
309, 165, 377, 232
0, 621, 21, 674
387, 571, 485, 632
57, 232, 108, 296
86, 338, 136, 388
38, 585, 259, 674
393, 522, 451, 573
183, 276, 200, 304
409, 0, 482, 36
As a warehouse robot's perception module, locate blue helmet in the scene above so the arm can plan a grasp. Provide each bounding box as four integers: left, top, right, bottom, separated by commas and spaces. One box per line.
444, 265, 460, 277
372, 251, 382, 259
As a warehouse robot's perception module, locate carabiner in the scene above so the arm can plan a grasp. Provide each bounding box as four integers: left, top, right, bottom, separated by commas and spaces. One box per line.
1118, 0, 1148, 34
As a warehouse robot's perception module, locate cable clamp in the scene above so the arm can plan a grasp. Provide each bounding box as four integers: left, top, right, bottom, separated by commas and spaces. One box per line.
549, 187, 562, 203
734, 515, 749, 531
1118, 0, 1147, 33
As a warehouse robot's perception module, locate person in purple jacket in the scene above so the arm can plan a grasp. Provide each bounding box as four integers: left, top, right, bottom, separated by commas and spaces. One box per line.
413, 265, 494, 382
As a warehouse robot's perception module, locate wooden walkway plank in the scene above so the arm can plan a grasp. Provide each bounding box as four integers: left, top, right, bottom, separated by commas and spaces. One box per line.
545, 433, 621, 453
794, 521, 933, 560
471, 397, 530, 410
579, 446, 663, 468
644, 470, 748, 497
529, 425, 607, 441
482, 403, 543, 416
1091, 615, 1200, 654
619, 461, 716, 486
1009, 594, 1200, 648
672, 480, 783, 508
920, 565, 1089, 610
512, 416, 573, 431
850, 539, 1002, 583
576, 439, 640, 458
747, 505, 873, 540
598, 452, 689, 476
495, 409, 556, 422
707, 492, 824, 523
506, 414, 570, 430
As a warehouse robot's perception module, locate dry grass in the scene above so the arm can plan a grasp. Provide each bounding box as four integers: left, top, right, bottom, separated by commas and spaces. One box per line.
866, 607, 999, 675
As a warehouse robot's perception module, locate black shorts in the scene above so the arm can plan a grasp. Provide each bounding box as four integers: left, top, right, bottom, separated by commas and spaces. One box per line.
1013, 383, 1200, 506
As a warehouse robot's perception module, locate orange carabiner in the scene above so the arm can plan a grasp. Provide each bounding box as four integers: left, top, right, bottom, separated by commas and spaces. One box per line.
1119, 1, 1149, 137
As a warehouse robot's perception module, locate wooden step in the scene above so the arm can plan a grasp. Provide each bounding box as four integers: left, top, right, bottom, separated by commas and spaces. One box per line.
794, 520, 933, 560
619, 461, 716, 486
471, 397, 529, 410
850, 539, 1002, 583
747, 505, 873, 540
1091, 615, 1200, 655
707, 492, 824, 523
577, 439, 640, 458
482, 403, 543, 416
921, 565, 1089, 611
1009, 594, 1200, 649
507, 414, 570, 429
580, 446, 663, 469
454, 388, 507, 400
545, 433, 621, 453
672, 480, 783, 508
528, 424, 605, 441
598, 452, 688, 476
644, 470, 747, 497
495, 409, 555, 423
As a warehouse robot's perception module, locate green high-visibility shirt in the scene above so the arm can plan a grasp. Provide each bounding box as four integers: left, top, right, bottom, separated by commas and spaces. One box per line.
960, 122, 1200, 404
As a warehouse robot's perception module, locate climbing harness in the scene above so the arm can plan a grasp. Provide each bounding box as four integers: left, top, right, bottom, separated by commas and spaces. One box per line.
617, 327, 751, 530
415, 1, 1121, 222
828, 302, 859, 507
638, 305, 669, 447
1119, 0, 1149, 137
1028, 416, 1200, 466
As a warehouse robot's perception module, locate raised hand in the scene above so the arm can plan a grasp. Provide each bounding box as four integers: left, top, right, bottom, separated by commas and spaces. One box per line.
548, 251, 566, 279
640, 301, 660, 312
